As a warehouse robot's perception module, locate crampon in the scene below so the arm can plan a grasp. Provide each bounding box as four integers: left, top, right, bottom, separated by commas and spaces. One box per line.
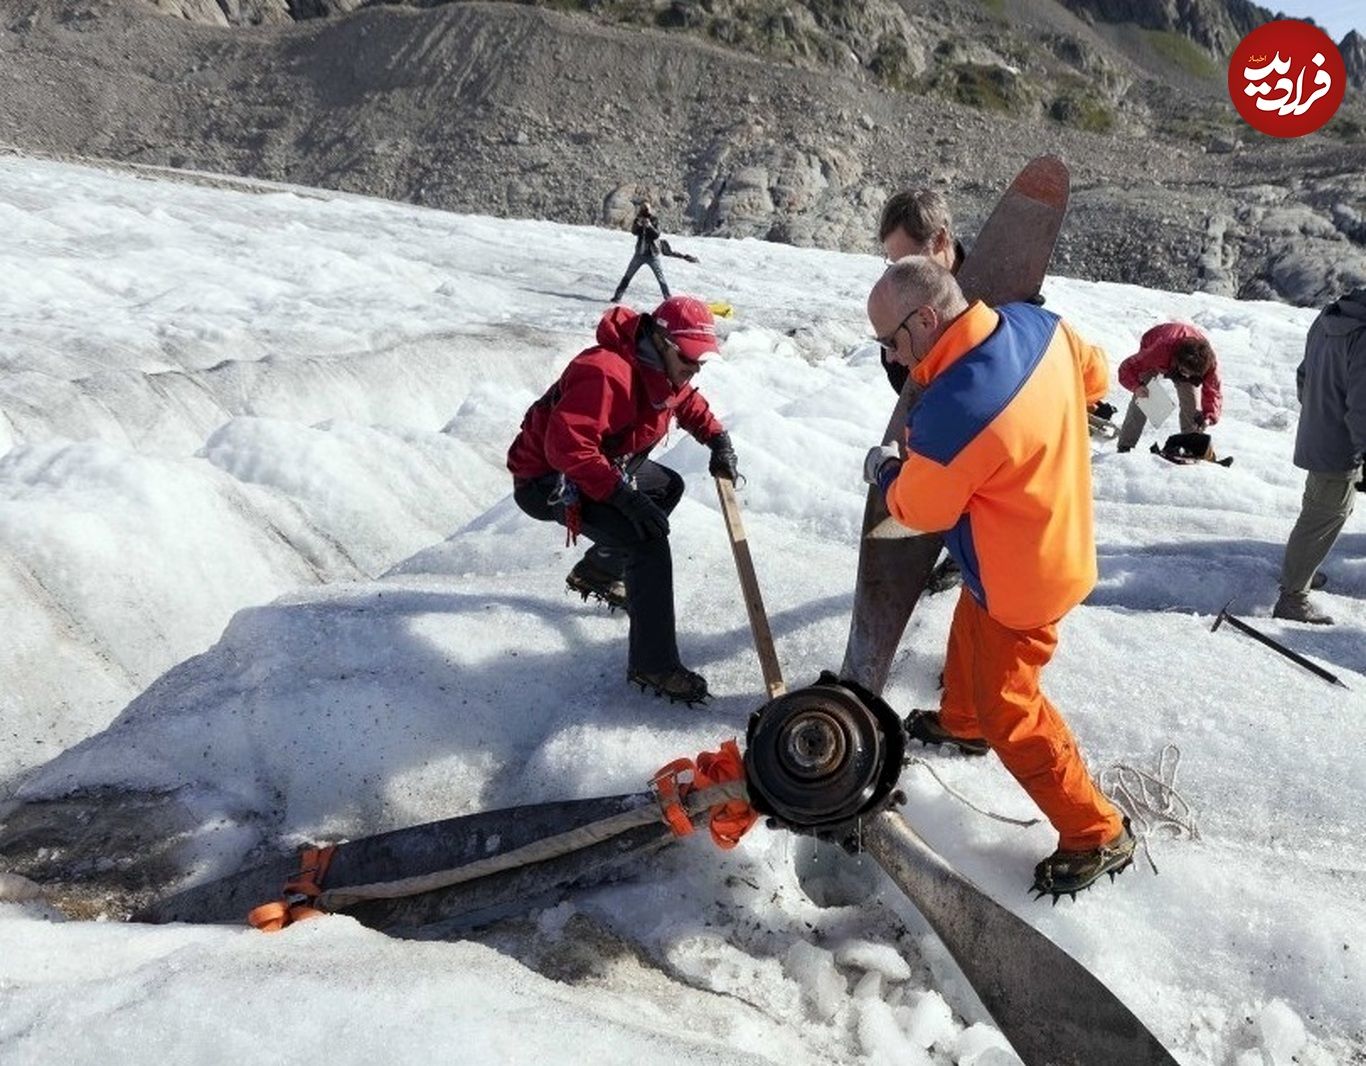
905, 710, 990, 757
565, 562, 627, 611
1031, 818, 1136, 903
627, 667, 710, 707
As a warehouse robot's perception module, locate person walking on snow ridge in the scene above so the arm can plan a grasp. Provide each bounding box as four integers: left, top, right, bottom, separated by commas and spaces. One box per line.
862, 257, 1133, 898
1114, 323, 1222, 452
611, 202, 672, 303
1273, 288, 1366, 626
507, 295, 740, 705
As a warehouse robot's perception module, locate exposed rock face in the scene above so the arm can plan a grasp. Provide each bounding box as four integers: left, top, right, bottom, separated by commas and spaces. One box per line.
144, 0, 230, 23
1, 0, 1363, 306
1343, 30, 1366, 91
1060, 0, 1273, 55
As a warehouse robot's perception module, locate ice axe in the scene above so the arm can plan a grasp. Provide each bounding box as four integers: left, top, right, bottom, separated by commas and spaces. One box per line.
1211, 600, 1348, 689
715, 475, 785, 699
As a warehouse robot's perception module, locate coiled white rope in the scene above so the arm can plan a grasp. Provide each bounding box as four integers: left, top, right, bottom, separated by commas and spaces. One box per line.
1100, 743, 1200, 875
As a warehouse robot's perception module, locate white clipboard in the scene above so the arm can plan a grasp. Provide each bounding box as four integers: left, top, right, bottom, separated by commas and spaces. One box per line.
1135, 381, 1176, 428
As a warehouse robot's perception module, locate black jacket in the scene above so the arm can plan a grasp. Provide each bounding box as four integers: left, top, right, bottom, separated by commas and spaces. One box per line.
632, 215, 662, 258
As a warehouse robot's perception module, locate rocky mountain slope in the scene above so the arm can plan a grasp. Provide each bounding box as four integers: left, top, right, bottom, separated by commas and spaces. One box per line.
1, 0, 1363, 304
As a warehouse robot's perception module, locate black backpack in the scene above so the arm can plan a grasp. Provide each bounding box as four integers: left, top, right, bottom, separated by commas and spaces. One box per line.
1150, 431, 1233, 467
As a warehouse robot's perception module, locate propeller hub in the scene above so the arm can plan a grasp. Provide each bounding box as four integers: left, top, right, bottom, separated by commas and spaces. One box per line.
783, 712, 846, 775
743, 678, 905, 831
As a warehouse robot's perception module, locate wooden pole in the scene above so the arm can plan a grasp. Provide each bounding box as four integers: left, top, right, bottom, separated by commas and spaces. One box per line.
714, 477, 785, 699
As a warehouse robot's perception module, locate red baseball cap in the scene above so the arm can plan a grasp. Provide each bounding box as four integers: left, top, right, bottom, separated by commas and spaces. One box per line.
653, 295, 719, 363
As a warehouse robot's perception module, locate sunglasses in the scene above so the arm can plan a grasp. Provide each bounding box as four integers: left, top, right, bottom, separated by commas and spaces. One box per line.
658, 331, 705, 367
875, 307, 921, 354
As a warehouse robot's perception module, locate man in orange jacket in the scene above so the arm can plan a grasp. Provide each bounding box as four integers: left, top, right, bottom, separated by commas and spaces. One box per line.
862, 257, 1133, 898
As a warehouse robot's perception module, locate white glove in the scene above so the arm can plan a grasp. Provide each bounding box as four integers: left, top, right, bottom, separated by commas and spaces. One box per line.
863, 443, 902, 487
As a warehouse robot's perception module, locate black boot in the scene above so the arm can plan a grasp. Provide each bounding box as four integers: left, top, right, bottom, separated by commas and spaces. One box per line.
566, 558, 627, 610
1031, 818, 1136, 901
628, 666, 709, 706
905, 710, 990, 756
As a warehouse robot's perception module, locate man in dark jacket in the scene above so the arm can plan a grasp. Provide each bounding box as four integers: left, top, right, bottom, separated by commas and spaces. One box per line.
1274, 289, 1366, 625
611, 202, 671, 303
876, 188, 970, 593
507, 296, 739, 704
877, 189, 965, 395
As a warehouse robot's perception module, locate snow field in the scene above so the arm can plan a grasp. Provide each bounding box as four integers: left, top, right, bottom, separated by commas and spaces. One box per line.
1, 155, 1363, 1065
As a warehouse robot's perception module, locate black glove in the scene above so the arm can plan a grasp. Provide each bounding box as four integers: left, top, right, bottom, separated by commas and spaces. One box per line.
708, 431, 740, 481
1193, 411, 1209, 430
610, 483, 670, 539
1090, 401, 1117, 421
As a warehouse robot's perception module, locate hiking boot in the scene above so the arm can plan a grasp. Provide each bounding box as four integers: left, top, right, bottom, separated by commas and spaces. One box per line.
905, 710, 990, 757
1031, 818, 1136, 901
628, 666, 710, 706
566, 559, 627, 611
1116, 444, 1133, 454
1272, 591, 1333, 625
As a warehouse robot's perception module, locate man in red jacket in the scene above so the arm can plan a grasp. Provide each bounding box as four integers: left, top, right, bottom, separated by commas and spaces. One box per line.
507, 296, 738, 705
1115, 323, 1222, 452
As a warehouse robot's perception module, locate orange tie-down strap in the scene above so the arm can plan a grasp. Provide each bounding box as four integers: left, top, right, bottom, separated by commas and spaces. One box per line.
651, 739, 759, 850
247, 844, 338, 932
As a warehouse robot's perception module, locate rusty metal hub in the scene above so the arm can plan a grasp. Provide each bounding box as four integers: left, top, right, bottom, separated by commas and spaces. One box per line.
743, 674, 905, 831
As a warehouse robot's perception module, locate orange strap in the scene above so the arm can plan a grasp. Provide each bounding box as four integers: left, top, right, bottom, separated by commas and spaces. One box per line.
694, 740, 760, 849
247, 844, 337, 932
651, 739, 759, 850
650, 758, 698, 838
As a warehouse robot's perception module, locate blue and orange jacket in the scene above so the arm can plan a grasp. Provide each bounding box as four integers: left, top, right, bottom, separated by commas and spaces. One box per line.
506, 306, 722, 500
878, 301, 1108, 630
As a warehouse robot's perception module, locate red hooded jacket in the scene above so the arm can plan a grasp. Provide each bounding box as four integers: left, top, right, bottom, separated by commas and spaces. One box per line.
1117, 322, 1222, 424
506, 306, 723, 501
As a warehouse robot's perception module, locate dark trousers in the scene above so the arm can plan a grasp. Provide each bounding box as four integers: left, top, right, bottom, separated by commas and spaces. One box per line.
612, 252, 670, 301
514, 461, 686, 674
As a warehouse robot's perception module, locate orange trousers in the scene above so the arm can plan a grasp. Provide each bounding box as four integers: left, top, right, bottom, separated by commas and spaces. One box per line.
939, 589, 1122, 851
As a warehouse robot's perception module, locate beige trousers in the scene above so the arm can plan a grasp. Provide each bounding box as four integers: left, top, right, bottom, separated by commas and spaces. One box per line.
1117, 380, 1199, 449
1280, 471, 1358, 594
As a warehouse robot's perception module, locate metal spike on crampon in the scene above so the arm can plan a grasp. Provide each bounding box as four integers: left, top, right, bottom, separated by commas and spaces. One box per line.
566, 584, 623, 612
626, 670, 710, 707
1031, 854, 1135, 903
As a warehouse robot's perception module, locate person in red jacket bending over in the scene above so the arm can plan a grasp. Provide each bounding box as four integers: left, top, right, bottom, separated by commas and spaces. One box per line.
1115, 323, 1222, 452
507, 295, 738, 706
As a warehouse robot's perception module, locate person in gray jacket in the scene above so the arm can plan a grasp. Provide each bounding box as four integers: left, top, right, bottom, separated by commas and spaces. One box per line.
1273, 288, 1366, 625
611, 202, 671, 303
